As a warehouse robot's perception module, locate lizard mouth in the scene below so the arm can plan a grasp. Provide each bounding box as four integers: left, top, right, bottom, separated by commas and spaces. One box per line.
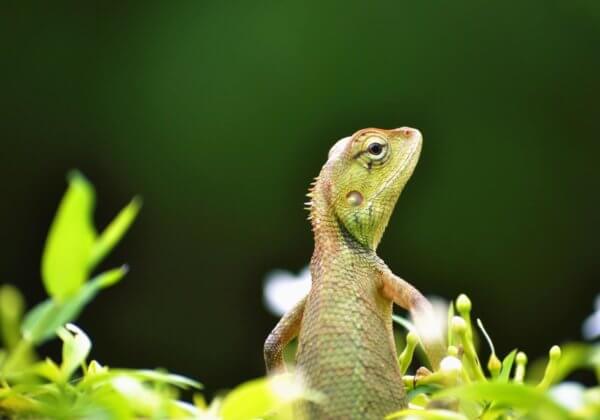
371, 136, 422, 200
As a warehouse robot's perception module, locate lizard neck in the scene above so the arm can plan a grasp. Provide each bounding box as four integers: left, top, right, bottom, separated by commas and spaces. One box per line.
309, 184, 375, 280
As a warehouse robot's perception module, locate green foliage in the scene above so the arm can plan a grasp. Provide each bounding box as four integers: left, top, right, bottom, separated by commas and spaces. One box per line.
0, 171, 205, 418
1, 171, 599, 419
388, 297, 600, 420
497, 349, 517, 383
0, 285, 25, 351
0, 172, 317, 419
435, 383, 569, 419
217, 375, 321, 420
388, 408, 468, 420
41, 171, 96, 300
41, 171, 140, 301
22, 267, 128, 346
0, 323, 203, 418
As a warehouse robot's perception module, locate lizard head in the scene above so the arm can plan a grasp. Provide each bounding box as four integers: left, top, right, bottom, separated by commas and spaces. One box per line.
309, 127, 422, 250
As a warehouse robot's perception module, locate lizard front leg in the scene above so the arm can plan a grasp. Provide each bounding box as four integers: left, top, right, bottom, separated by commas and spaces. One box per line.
264, 295, 307, 374
379, 268, 446, 369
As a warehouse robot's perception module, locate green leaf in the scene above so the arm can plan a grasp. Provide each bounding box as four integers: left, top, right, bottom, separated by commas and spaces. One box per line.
433, 382, 570, 419
497, 349, 517, 383
21, 300, 61, 344
386, 408, 468, 419
91, 266, 129, 289
89, 197, 142, 269
78, 368, 202, 403
31, 357, 62, 383
107, 375, 165, 416
0, 284, 26, 350
220, 377, 279, 420
42, 171, 97, 300
57, 324, 91, 382
110, 369, 202, 390
407, 384, 442, 402
0, 388, 39, 413
220, 374, 320, 420
74, 370, 201, 418
22, 267, 128, 344
85, 360, 108, 377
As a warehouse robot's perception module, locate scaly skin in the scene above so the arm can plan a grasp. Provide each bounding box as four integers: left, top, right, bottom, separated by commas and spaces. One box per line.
265, 127, 445, 419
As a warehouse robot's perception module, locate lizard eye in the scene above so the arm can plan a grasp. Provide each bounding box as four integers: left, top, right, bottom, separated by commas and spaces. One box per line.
366, 137, 387, 160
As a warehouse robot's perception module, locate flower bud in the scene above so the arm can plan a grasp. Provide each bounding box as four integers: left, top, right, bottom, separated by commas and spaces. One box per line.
406, 331, 419, 346
452, 316, 485, 381
514, 351, 527, 384
451, 316, 467, 334
538, 345, 562, 390
456, 294, 472, 314
487, 354, 502, 377
398, 331, 419, 375
440, 356, 462, 373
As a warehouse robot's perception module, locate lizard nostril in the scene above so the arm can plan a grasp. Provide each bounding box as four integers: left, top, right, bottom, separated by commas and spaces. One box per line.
393, 127, 421, 140
401, 128, 414, 138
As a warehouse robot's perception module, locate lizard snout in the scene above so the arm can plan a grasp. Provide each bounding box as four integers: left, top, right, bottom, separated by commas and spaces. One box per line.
393, 126, 421, 139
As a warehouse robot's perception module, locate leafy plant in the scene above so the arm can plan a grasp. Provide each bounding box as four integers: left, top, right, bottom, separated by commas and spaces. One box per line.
0, 172, 314, 419
0, 172, 598, 419
387, 294, 600, 419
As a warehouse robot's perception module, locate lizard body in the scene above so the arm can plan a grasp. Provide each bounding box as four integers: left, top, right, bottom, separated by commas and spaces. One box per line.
265, 127, 444, 419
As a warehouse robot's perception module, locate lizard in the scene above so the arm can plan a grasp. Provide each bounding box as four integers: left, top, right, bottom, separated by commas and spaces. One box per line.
264, 127, 446, 419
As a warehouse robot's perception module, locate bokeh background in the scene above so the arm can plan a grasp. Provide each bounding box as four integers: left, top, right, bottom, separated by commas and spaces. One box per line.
2, 1, 599, 394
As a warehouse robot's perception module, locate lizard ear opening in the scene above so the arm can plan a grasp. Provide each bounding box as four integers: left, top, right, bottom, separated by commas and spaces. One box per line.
346, 191, 363, 206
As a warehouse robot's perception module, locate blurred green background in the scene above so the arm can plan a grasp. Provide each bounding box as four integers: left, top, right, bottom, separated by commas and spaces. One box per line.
2, 1, 599, 394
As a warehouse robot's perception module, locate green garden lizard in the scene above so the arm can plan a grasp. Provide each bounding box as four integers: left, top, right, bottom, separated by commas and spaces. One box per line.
264, 127, 445, 419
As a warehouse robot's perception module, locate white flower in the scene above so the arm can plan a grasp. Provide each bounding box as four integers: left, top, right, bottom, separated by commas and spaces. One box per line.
412, 296, 449, 344
549, 381, 585, 410
269, 373, 306, 403
582, 294, 600, 340
440, 355, 462, 373
263, 266, 311, 316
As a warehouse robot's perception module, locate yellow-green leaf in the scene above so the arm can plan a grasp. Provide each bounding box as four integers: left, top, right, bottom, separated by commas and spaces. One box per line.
22, 266, 128, 344
497, 349, 517, 383
220, 374, 319, 420
433, 382, 569, 419
31, 358, 62, 382
0, 284, 26, 350
89, 197, 142, 269
220, 377, 279, 420
42, 171, 97, 300
110, 369, 202, 390
387, 408, 468, 419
